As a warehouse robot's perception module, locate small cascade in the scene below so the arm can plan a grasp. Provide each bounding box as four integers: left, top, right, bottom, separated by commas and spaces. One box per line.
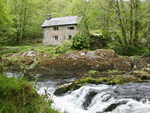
49, 83, 150, 113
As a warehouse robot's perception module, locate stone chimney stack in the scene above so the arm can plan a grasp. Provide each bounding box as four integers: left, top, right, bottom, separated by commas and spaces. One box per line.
46, 14, 52, 20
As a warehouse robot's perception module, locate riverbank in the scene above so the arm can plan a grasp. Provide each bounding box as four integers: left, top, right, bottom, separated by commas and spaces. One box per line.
0, 73, 62, 113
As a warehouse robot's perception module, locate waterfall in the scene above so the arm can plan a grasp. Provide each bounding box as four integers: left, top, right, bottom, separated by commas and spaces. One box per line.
38, 83, 150, 113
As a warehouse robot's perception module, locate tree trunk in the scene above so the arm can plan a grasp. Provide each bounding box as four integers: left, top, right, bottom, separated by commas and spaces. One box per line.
134, 0, 139, 44
116, 0, 127, 46
0, 57, 3, 75
148, 18, 150, 44
22, 0, 27, 39
129, 0, 133, 44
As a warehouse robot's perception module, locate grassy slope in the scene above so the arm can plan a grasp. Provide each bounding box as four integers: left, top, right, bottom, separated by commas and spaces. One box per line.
0, 74, 60, 113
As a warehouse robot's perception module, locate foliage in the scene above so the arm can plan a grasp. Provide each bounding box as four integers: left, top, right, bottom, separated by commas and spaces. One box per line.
54, 41, 71, 54
91, 0, 150, 56
0, 0, 15, 45
71, 32, 90, 50
0, 74, 60, 113
0, 0, 150, 56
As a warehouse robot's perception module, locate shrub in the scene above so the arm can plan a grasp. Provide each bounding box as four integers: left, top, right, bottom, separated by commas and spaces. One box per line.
71, 32, 90, 50
54, 41, 71, 54
0, 74, 60, 113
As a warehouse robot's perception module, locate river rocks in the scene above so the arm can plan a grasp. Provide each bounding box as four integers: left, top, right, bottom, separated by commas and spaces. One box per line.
2, 48, 150, 76
83, 90, 98, 110
54, 82, 83, 96
103, 100, 127, 112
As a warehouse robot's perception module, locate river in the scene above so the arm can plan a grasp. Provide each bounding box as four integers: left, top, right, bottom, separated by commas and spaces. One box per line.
5, 70, 150, 113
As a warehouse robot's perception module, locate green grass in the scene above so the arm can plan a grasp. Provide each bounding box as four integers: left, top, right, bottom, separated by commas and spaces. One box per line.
1, 43, 71, 59
0, 43, 56, 56
0, 74, 61, 113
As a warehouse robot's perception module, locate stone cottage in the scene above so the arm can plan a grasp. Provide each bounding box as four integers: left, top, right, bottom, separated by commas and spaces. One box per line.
41, 14, 79, 45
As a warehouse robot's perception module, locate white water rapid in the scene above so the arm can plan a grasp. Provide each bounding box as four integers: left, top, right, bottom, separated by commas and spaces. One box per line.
38, 82, 150, 113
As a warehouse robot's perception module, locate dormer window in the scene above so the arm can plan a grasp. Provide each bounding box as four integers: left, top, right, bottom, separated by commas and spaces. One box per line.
67, 26, 74, 30
53, 26, 59, 31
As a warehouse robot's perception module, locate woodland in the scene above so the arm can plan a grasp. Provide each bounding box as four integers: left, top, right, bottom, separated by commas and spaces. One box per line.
0, 0, 150, 55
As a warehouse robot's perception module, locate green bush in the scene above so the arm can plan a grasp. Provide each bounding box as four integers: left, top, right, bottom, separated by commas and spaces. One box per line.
71, 32, 90, 50
0, 74, 60, 113
112, 42, 150, 56
54, 41, 71, 54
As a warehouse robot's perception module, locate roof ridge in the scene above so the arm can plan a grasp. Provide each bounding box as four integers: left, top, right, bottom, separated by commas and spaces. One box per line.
51, 16, 78, 19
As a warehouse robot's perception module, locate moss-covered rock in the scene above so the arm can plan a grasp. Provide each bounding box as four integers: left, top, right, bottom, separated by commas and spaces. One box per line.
54, 70, 150, 95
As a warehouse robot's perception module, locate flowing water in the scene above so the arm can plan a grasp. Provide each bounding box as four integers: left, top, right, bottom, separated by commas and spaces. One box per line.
5, 70, 150, 113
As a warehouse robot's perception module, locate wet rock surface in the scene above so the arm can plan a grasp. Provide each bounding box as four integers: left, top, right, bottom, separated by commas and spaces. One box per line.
103, 100, 127, 112
81, 83, 150, 112
112, 83, 150, 101
83, 90, 98, 110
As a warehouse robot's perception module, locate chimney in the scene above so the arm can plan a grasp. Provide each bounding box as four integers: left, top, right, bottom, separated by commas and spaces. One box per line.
46, 14, 52, 20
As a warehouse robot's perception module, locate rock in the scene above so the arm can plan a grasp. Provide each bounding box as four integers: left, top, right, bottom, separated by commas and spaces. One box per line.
85, 49, 115, 61
2, 48, 150, 76
103, 101, 127, 112
54, 87, 68, 96
83, 90, 98, 110
113, 57, 132, 71
134, 58, 146, 70
54, 83, 82, 96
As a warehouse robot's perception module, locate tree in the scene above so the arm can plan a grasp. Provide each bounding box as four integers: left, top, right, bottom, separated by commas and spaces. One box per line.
91, 0, 150, 55
0, 0, 14, 45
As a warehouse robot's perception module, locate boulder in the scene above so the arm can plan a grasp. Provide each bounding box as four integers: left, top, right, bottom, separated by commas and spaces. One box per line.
113, 57, 132, 71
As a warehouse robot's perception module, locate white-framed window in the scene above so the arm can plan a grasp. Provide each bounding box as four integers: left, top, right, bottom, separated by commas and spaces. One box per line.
67, 26, 74, 30
53, 36, 58, 40
68, 35, 72, 40
53, 26, 59, 31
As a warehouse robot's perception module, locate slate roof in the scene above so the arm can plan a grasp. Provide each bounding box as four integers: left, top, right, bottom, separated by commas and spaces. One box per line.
41, 16, 79, 28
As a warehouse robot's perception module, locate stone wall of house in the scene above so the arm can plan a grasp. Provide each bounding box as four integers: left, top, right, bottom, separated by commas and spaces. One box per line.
43, 25, 78, 45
